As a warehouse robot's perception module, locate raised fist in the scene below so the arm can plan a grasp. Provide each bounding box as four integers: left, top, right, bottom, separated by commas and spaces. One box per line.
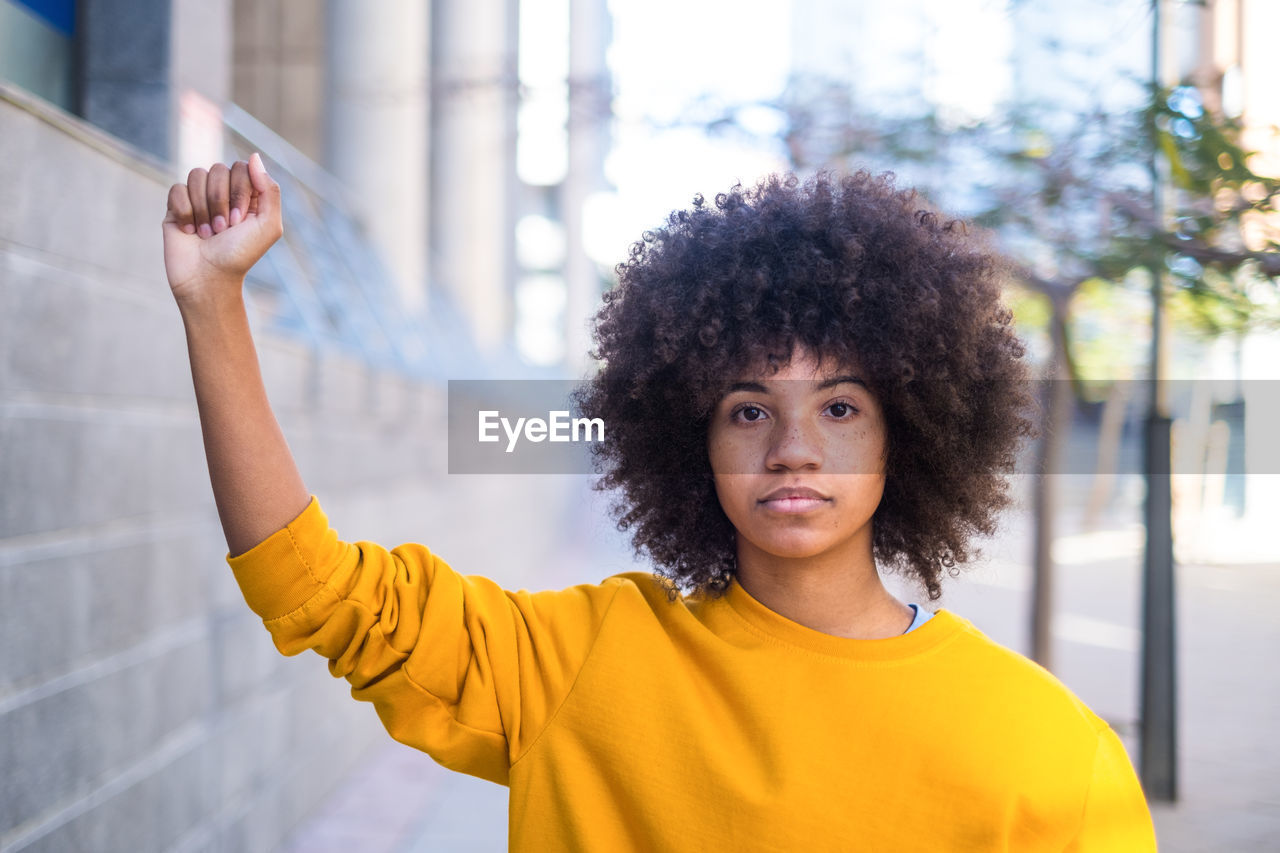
162, 152, 283, 306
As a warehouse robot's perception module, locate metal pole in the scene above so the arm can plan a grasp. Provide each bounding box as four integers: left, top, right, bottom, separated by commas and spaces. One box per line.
1139, 0, 1178, 802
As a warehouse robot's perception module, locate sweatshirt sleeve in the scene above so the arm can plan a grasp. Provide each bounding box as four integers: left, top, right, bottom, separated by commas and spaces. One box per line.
226, 496, 624, 786
1067, 726, 1159, 851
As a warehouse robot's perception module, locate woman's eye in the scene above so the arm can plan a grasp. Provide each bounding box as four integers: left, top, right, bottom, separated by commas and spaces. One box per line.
737, 406, 765, 422
828, 402, 854, 418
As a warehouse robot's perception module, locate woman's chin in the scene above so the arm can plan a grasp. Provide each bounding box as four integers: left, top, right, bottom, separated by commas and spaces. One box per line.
742, 535, 842, 563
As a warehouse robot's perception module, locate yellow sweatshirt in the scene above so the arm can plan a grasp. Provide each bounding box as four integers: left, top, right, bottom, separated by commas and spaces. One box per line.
228, 497, 1158, 851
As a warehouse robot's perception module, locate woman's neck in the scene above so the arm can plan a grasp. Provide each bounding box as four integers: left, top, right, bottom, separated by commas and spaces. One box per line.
733, 544, 915, 640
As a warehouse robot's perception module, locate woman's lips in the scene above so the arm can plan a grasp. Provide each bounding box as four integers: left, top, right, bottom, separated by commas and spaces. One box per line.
760, 496, 828, 514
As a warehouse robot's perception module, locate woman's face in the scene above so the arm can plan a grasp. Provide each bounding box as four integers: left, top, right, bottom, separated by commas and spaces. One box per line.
706, 344, 888, 566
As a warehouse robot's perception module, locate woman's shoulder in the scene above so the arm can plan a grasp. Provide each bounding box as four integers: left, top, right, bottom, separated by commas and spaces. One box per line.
934, 610, 1112, 737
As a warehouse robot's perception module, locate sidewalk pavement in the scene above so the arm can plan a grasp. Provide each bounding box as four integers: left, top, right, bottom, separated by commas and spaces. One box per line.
277, 475, 1280, 852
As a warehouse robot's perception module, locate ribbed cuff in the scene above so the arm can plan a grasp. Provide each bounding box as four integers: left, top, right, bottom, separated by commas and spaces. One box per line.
226, 496, 335, 620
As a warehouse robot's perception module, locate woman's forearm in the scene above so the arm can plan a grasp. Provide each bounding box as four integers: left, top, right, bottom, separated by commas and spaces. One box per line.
180, 288, 309, 556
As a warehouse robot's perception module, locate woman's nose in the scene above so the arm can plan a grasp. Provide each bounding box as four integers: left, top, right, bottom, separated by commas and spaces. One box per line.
764, 417, 822, 470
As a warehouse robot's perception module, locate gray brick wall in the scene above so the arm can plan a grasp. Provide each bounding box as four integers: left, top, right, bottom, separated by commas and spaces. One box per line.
0, 87, 603, 852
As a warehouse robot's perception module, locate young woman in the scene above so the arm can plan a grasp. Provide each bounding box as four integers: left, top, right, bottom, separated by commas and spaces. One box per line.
163, 158, 1157, 850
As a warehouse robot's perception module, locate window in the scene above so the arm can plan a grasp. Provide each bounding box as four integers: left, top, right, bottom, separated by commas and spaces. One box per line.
0, 0, 77, 111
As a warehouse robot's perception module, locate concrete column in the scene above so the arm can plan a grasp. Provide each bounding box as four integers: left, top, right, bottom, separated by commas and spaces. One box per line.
562, 0, 612, 373
172, 0, 233, 106
76, 0, 232, 163
324, 0, 430, 313
78, 0, 174, 159
431, 0, 520, 354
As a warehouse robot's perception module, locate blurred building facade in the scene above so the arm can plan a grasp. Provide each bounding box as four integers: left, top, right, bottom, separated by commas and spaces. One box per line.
224, 0, 612, 368
0, 0, 611, 851
1190, 0, 1280, 193
1179, 0, 1280, 558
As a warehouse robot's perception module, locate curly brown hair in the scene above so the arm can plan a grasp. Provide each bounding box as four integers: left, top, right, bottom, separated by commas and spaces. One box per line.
574, 171, 1034, 601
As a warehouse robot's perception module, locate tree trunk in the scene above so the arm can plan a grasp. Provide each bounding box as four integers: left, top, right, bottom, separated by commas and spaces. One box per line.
1030, 299, 1073, 669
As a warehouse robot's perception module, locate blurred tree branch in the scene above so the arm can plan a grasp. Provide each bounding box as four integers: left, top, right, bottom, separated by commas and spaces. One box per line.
687, 76, 1280, 344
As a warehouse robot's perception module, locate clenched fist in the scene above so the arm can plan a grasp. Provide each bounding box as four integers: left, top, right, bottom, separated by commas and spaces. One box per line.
162, 152, 283, 307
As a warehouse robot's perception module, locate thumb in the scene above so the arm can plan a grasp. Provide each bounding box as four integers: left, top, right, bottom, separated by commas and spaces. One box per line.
247, 152, 281, 224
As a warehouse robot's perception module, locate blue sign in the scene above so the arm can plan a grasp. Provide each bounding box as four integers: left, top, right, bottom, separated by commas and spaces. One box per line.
13, 0, 75, 35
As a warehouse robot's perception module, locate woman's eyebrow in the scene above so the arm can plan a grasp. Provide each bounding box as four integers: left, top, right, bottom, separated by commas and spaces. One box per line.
725, 381, 769, 394
817, 375, 868, 391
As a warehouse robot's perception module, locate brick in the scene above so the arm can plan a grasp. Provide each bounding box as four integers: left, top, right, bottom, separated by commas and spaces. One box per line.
137, 420, 216, 516
26, 738, 215, 853
18, 114, 134, 256
0, 636, 216, 832
87, 539, 212, 652
0, 101, 170, 286
79, 291, 191, 402
4, 258, 92, 395
0, 253, 189, 404
0, 416, 82, 536
149, 526, 226, 623
0, 674, 99, 832
99, 179, 173, 295
212, 610, 282, 706
0, 412, 210, 535
286, 663, 376, 754
0, 105, 40, 257
14, 534, 223, 699
77, 545, 155, 662
152, 642, 215, 732
232, 772, 295, 853
208, 556, 248, 613
0, 557, 86, 694
148, 741, 220, 850
213, 687, 290, 803
257, 334, 319, 416
63, 417, 157, 529
317, 352, 372, 419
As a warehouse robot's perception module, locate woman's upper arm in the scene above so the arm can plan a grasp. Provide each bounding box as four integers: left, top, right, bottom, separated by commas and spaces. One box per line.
226, 496, 625, 781
1067, 727, 1158, 851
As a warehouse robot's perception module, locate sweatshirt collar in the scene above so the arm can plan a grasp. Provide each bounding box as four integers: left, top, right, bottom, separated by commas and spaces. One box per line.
722, 575, 964, 661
